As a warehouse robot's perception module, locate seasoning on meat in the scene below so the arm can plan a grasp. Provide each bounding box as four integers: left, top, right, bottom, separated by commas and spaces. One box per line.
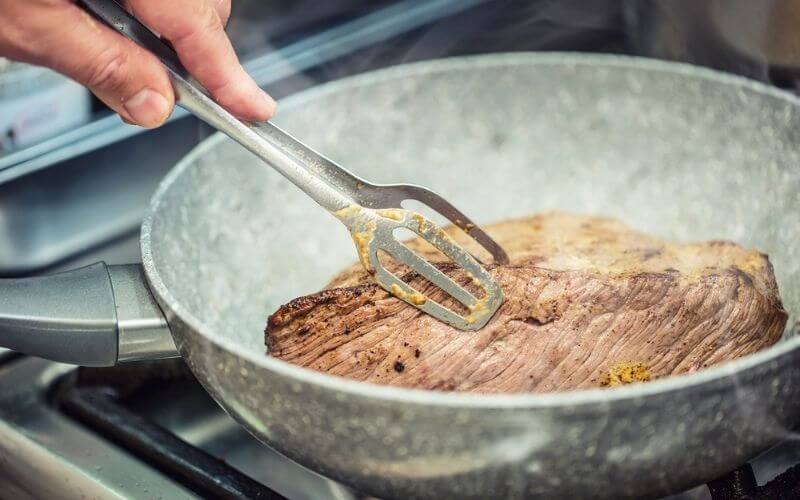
266, 213, 787, 394
601, 362, 652, 387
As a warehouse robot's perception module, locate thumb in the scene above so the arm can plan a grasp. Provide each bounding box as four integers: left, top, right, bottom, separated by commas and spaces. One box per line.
26, 5, 175, 128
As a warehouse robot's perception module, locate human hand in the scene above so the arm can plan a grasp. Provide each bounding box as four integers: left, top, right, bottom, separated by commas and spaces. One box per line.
0, 0, 276, 128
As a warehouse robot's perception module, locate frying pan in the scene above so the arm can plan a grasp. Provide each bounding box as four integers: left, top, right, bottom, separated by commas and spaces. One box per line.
1, 53, 799, 499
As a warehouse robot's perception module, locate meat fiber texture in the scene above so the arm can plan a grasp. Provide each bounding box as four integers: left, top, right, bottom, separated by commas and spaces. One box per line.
265, 213, 787, 393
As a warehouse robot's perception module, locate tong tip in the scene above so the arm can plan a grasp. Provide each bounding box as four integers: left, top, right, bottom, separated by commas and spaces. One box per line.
334, 204, 504, 330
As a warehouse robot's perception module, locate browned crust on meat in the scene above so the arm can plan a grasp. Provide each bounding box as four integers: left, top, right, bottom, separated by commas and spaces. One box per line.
265, 213, 788, 394
268, 263, 464, 329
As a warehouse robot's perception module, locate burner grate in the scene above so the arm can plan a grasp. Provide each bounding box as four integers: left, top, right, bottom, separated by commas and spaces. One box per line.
708, 463, 800, 500
51, 360, 800, 500
57, 384, 285, 500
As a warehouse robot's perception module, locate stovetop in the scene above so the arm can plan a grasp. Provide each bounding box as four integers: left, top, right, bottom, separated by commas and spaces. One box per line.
1, 355, 799, 500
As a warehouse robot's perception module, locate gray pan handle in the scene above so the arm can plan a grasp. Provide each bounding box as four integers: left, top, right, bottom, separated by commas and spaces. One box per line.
0, 263, 177, 366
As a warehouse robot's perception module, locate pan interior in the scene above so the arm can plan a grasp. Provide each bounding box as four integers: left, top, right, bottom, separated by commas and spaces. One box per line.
146, 54, 800, 362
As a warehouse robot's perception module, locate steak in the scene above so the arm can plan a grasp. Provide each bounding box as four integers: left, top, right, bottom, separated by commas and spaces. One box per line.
265, 213, 787, 393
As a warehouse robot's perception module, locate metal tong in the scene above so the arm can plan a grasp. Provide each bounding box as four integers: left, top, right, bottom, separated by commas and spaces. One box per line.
79, 0, 507, 330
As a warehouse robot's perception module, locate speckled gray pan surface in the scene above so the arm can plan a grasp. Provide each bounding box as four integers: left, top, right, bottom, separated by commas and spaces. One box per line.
141, 53, 800, 499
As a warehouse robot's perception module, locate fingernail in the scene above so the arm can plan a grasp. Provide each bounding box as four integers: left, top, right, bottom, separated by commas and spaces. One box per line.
124, 88, 170, 128
261, 89, 277, 118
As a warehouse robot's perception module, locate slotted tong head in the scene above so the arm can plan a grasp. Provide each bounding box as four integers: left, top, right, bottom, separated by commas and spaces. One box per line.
79, 0, 507, 330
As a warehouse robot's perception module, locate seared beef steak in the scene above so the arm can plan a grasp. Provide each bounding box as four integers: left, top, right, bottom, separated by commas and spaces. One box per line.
265, 213, 787, 393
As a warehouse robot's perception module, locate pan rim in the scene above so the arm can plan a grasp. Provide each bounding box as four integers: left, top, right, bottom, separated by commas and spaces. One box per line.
142, 51, 800, 409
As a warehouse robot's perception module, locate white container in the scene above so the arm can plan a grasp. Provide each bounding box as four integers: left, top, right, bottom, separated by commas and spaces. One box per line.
0, 58, 92, 152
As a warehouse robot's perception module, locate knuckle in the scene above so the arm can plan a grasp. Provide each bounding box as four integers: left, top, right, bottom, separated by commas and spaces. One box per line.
84, 48, 130, 91
200, 4, 224, 34
169, 2, 223, 44
217, 0, 232, 21
0, 18, 36, 62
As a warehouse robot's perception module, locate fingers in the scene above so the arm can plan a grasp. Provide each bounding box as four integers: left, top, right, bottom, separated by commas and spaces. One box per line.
0, 1, 174, 128
0, 0, 269, 127
122, 0, 231, 26
129, 0, 275, 121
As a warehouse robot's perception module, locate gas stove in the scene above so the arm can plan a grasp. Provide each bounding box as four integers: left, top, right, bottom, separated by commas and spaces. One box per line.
0, 357, 350, 499
1, 354, 799, 500
1, 1, 800, 499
